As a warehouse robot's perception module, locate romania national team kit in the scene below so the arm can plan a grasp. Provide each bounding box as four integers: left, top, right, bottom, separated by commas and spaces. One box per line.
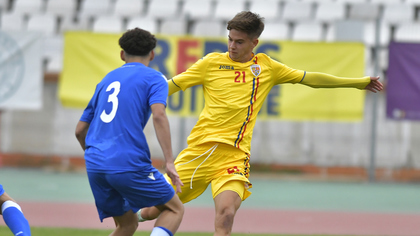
166, 52, 370, 202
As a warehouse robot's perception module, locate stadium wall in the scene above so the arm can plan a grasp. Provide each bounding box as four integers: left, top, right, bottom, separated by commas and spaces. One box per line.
1, 80, 420, 182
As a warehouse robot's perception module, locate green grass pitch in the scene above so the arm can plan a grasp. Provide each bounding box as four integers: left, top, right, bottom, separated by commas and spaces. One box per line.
0, 225, 361, 236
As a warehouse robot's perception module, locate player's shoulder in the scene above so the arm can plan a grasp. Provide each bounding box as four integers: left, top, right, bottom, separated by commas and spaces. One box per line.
136, 67, 166, 86
189, 52, 226, 69
204, 52, 227, 61
255, 53, 285, 68
125, 63, 165, 79
255, 53, 274, 63
206, 52, 225, 57
144, 66, 163, 76
148, 68, 167, 80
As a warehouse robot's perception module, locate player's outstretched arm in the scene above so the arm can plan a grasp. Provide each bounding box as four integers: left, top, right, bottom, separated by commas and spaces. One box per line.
75, 121, 90, 151
168, 79, 182, 96
151, 103, 183, 193
301, 72, 383, 92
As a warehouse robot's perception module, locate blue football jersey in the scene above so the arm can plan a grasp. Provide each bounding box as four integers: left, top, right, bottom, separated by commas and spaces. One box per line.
80, 62, 168, 173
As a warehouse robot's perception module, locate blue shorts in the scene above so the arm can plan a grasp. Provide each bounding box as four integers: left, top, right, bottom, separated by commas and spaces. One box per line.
0, 184, 4, 196
87, 168, 175, 221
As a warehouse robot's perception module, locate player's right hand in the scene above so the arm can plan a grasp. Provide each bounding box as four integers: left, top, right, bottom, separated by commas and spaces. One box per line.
165, 162, 183, 194
365, 76, 383, 93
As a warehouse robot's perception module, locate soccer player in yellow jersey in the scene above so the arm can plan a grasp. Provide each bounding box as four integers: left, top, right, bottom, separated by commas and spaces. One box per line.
137, 11, 384, 235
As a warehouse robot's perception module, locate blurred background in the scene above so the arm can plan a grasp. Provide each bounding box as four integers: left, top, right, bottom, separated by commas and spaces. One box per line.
1, 0, 420, 182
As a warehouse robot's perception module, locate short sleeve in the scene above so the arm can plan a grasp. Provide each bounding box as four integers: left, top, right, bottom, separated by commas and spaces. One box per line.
271, 59, 306, 85
148, 73, 168, 107
80, 85, 99, 123
172, 55, 209, 90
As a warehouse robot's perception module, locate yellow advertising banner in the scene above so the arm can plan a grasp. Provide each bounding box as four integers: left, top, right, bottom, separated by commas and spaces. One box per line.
59, 32, 366, 121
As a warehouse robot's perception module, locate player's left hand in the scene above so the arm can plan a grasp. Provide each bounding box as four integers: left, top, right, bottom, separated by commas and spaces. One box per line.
365, 76, 383, 93
165, 162, 183, 194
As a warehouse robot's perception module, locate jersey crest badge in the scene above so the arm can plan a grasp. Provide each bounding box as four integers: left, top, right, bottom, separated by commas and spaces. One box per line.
250, 64, 261, 77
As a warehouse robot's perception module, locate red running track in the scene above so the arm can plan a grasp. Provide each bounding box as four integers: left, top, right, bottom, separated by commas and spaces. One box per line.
1, 202, 420, 236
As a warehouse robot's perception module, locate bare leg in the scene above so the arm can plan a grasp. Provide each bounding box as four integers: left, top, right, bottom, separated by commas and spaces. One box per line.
110, 210, 138, 236
213, 190, 242, 236
154, 194, 184, 234
0, 192, 15, 209
140, 206, 162, 220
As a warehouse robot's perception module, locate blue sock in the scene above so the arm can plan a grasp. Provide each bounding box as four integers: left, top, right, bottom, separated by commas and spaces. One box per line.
2, 201, 31, 236
151, 226, 173, 236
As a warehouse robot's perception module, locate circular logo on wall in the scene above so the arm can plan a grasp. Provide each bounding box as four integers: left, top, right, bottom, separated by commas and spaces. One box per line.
392, 109, 406, 119
0, 31, 25, 103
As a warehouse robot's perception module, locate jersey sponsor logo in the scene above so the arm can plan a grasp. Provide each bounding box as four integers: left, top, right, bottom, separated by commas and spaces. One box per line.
250, 64, 261, 77
219, 65, 235, 70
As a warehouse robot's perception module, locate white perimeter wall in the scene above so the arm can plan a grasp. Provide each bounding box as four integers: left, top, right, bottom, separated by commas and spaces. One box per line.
1, 82, 419, 169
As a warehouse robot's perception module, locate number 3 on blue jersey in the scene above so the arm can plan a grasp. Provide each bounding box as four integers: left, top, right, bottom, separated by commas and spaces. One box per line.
100, 81, 120, 123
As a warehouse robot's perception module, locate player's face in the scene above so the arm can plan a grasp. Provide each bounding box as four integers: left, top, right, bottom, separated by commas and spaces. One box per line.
228, 29, 258, 63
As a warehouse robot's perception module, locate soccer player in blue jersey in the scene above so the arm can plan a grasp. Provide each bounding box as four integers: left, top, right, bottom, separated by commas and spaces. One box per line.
0, 184, 31, 236
75, 28, 184, 236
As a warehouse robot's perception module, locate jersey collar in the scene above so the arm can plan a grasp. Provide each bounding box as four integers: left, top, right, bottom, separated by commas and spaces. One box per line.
226, 52, 256, 65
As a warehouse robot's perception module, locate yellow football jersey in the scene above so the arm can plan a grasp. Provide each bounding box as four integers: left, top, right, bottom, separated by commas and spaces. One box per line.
171, 52, 305, 154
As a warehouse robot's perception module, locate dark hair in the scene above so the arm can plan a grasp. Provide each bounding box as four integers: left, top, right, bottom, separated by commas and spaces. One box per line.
227, 11, 265, 39
118, 28, 157, 57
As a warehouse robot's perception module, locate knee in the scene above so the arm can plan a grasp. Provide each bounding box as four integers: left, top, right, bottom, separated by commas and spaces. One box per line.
215, 207, 236, 234
169, 200, 184, 221
133, 221, 139, 230
134, 222, 139, 233
126, 221, 139, 232
115, 217, 138, 235
216, 206, 236, 223
117, 221, 138, 235
176, 202, 185, 216
171, 196, 185, 217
